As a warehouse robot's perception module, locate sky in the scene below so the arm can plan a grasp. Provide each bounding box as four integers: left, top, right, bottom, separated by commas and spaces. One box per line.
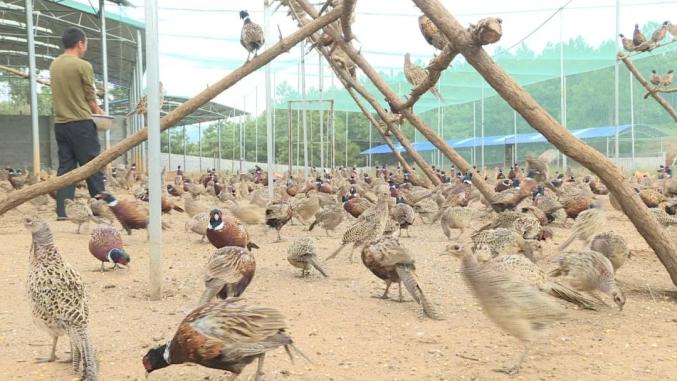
76, 0, 677, 115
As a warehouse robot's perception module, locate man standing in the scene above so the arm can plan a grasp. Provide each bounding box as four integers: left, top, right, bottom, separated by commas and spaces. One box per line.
50, 27, 105, 219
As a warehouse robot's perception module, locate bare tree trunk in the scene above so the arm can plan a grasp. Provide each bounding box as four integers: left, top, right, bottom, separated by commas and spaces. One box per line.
0, 7, 344, 216
414, 0, 677, 286
293, 0, 496, 201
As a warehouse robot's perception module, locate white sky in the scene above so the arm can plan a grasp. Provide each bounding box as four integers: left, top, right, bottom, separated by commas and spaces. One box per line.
89, 0, 677, 114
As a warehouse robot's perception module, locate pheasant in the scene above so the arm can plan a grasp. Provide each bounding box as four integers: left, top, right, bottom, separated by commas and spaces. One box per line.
403, 53, 444, 101
490, 178, 538, 212
240, 10, 265, 62
650, 21, 670, 43
619, 34, 635, 52
88, 198, 114, 224
24, 216, 97, 380
143, 299, 305, 380
525, 149, 557, 183
327, 192, 390, 263
126, 82, 164, 118
588, 231, 629, 272
392, 196, 415, 237
418, 14, 448, 50
182, 193, 211, 217
265, 201, 293, 242
650, 70, 662, 86
96, 192, 167, 235
88, 225, 130, 272
198, 246, 256, 305
435, 206, 483, 240
633, 23, 647, 47
559, 204, 606, 251
471, 228, 526, 258
65, 199, 102, 234
450, 244, 566, 376
639, 188, 665, 208
343, 194, 373, 218
446, 245, 599, 310
308, 204, 344, 237
550, 250, 626, 310
185, 212, 209, 242
362, 235, 441, 319
287, 237, 328, 277
650, 207, 677, 228
206, 209, 259, 250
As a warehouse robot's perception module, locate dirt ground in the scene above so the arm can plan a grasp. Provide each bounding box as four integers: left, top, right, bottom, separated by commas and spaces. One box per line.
0, 199, 675, 381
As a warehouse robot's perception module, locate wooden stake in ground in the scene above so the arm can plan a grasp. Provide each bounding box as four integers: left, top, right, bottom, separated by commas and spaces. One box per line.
293, 0, 496, 201
0, 6, 344, 216
414, 0, 677, 287
617, 53, 677, 122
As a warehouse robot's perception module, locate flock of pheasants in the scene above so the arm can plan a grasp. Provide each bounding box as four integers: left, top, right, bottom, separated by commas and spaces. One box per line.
2, 154, 677, 380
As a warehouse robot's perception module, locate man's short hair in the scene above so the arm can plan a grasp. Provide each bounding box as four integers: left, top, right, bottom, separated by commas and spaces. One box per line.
62, 27, 86, 49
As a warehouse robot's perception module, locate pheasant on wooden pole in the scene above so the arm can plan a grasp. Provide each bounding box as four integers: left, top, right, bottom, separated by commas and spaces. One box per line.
413, 0, 677, 287
0, 6, 345, 216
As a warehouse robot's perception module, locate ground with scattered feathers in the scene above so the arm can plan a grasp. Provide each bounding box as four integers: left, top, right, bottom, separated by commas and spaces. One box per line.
0, 199, 675, 381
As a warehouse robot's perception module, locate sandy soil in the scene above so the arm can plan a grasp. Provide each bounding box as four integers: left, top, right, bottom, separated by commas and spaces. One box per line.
0, 200, 675, 381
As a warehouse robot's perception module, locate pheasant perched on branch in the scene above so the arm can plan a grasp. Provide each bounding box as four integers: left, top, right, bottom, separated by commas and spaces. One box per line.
287, 237, 328, 278
126, 82, 164, 118
403, 53, 444, 101
240, 10, 265, 62
449, 244, 566, 377
362, 235, 441, 319
24, 216, 97, 381
619, 34, 635, 52
198, 246, 256, 305
418, 15, 448, 50
650, 21, 670, 43
142, 299, 305, 379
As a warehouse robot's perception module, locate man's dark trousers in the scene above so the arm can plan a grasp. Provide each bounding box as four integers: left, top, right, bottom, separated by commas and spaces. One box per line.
55, 119, 105, 217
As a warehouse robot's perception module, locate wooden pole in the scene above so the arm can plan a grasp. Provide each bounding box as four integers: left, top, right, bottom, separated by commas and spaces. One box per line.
341, 0, 356, 42
414, 0, 677, 286
293, 0, 494, 199
0, 6, 344, 215
285, 2, 438, 187
617, 53, 677, 122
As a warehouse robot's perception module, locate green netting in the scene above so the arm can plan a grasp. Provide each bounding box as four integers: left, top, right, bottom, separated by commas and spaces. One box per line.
274, 32, 677, 113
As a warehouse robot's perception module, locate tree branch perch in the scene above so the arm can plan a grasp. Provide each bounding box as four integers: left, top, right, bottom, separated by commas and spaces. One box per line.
617, 53, 677, 121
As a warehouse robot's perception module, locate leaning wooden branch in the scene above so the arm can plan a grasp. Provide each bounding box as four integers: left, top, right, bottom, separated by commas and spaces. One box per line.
341, 0, 356, 42
618, 53, 677, 122
287, 2, 439, 187
397, 46, 457, 112
294, 0, 496, 201
0, 64, 51, 86
415, 0, 677, 287
0, 7, 344, 216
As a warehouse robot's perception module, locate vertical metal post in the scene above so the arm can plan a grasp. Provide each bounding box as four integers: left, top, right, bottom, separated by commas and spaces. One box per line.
480, 85, 485, 170
145, 0, 162, 301
218, 121, 222, 171
255, 86, 259, 163
472, 101, 476, 166
440, 103, 445, 167
630, 72, 635, 169
243, 97, 247, 162
135, 30, 143, 170
319, 52, 324, 170
25, 0, 40, 176
331, 100, 335, 169
560, 10, 568, 170
345, 111, 348, 167
513, 110, 517, 164
288, 102, 293, 175
182, 125, 187, 171
614, 0, 620, 159
198, 123, 202, 172
100, 0, 110, 151
264, 0, 274, 195
239, 112, 244, 173
368, 119, 372, 168
168, 129, 172, 170
301, 41, 309, 178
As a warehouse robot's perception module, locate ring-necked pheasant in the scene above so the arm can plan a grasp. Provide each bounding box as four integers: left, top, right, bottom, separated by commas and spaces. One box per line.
362, 235, 441, 319
265, 201, 293, 242
450, 244, 566, 376
287, 237, 328, 278
198, 246, 256, 305
206, 208, 259, 250
89, 225, 130, 272
143, 299, 306, 380
24, 216, 98, 380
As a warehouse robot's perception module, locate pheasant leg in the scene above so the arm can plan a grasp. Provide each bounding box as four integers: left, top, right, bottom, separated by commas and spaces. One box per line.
494, 343, 528, 377
397, 281, 404, 302
100, 262, 106, 273
48, 336, 58, 362
275, 229, 282, 242
378, 281, 392, 299
253, 353, 266, 381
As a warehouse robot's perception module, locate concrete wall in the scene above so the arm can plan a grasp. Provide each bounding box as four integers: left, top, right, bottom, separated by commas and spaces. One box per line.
0, 115, 127, 170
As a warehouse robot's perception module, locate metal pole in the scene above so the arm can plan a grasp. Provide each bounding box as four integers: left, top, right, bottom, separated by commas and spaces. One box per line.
218, 121, 222, 171
255, 86, 259, 163
264, 0, 274, 195
368, 118, 372, 168
100, 0, 110, 151
630, 71, 635, 169
345, 111, 348, 167
135, 29, 143, 171
168, 129, 172, 171
239, 112, 244, 173
145, 0, 162, 301
473, 101, 476, 166
481, 85, 485, 170
319, 52, 324, 170
331, 100, 335, 169
25, 0, 40, 177
288, 102, 293, 174
614, 0, 620, 159
198, 123, 202, 172
301, 41, 309, 178
231, 118, 235, 173
440, 102, 445, 167
513, 110, 517, 164
243, 97, 247, 163
560, 9, 568, 170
